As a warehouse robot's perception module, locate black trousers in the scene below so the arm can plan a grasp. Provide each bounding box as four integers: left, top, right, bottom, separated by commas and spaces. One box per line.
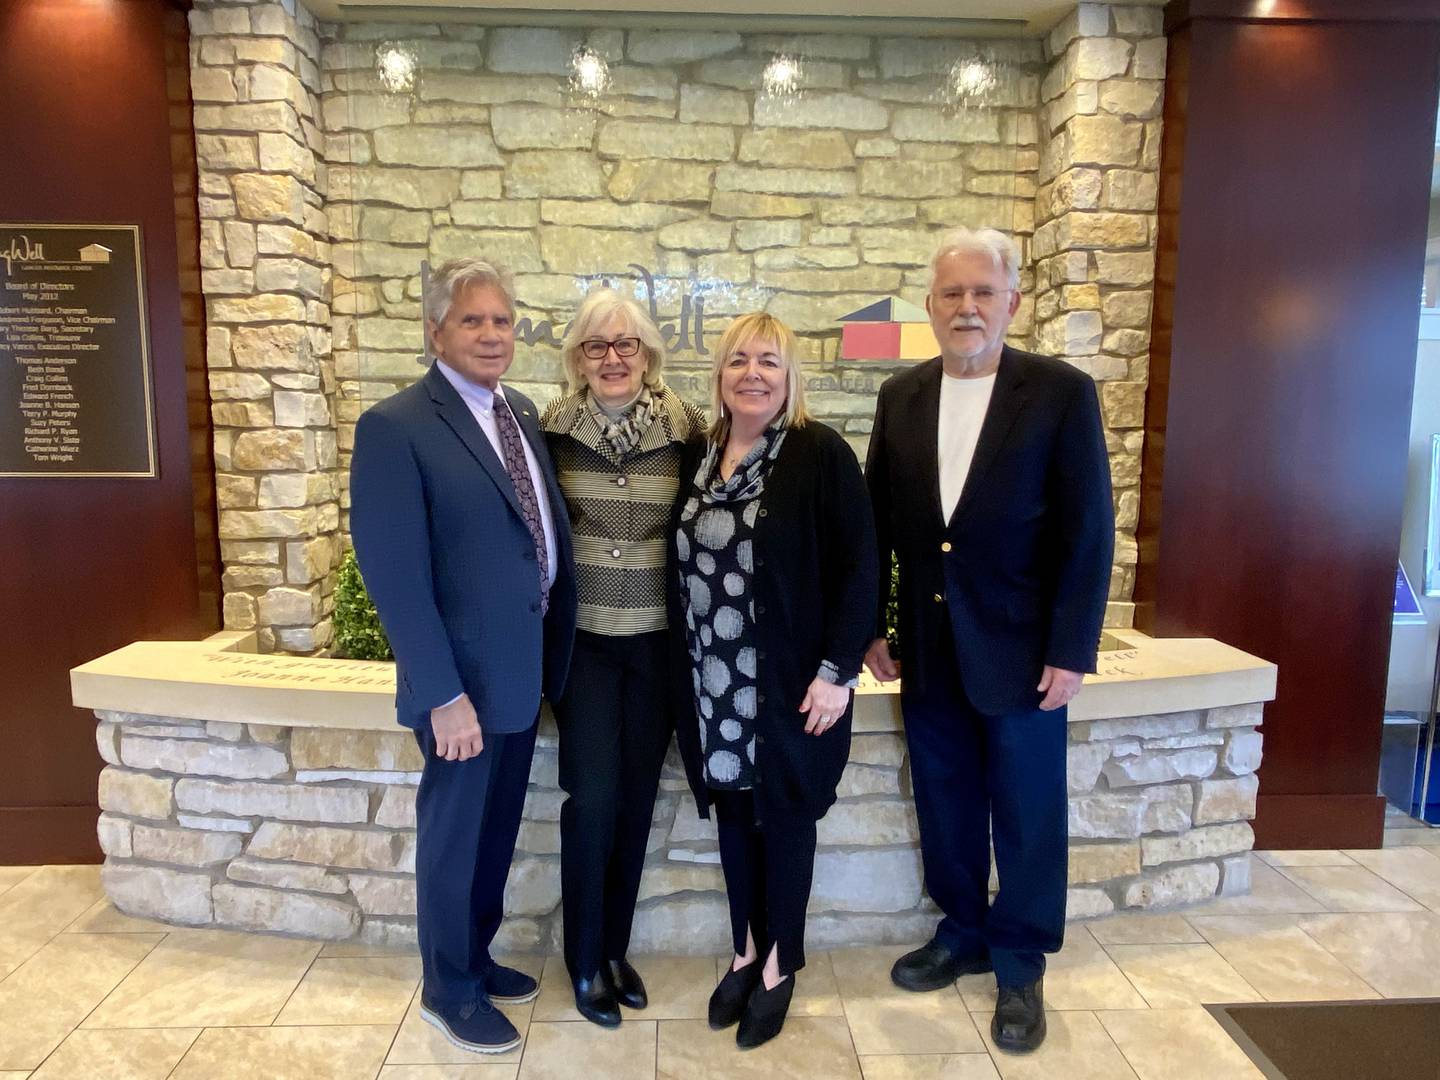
711, 787, 818, 978
413, 720, 537, 1006
552, 629, 672, 980
903, 611, 1068, 988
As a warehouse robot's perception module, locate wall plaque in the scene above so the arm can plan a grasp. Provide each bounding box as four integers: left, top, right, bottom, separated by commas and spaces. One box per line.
0, 223, 156, 477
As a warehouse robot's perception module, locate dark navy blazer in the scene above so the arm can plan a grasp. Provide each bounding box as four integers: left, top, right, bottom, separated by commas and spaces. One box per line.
350, 363, 577, 734
866, 347, 1114, 716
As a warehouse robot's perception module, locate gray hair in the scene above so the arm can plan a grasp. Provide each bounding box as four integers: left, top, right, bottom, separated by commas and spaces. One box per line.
424, 258, 516, 328
560, 288, 668, 395
927, 227, 1021, 292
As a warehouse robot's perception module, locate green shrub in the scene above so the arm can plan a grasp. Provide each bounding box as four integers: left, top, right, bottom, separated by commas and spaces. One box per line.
334, 549, 393, 661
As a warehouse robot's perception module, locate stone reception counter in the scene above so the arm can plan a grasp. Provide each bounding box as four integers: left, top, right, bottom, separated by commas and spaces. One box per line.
71, 630, 1275, 951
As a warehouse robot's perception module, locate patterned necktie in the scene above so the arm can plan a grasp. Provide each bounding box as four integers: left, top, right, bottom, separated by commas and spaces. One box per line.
492, 394, 550, 614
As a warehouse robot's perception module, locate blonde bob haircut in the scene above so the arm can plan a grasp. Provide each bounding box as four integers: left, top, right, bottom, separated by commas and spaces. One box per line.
560, 288, 668, 396
707, 312, 810, 442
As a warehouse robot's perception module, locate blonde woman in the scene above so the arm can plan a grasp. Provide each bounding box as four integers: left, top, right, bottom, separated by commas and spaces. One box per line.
668, 313, 878, 1048
541, 288, 705, 1028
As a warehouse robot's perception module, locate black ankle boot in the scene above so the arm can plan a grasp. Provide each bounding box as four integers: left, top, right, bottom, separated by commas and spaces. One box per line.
708, 960, 762, 1030
603, 958, 648, 1009
736, 974, 794, 1049
572, 971, 622, 1028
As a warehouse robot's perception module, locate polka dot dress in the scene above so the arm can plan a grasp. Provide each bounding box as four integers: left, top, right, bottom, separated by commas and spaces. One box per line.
676, 428, 785, 790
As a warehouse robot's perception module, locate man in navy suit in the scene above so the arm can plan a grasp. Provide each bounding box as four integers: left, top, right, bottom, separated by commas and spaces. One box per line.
350, 258, 576, 1054
865, 229, 1113, 1053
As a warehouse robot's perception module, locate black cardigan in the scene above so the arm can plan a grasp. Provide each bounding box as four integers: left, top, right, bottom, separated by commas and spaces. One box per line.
667, 421, 879, 822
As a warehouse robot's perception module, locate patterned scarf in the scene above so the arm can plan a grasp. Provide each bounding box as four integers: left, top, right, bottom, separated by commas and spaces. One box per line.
590, 386, 656, 458
695, 425, 787, 505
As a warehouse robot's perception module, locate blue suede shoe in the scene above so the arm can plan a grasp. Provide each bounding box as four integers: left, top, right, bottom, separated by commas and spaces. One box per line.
419, 996, 522, 1054
485, 963, 540, 1004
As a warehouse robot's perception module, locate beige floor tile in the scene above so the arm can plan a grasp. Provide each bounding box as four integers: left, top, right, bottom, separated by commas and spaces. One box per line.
1085, 914, 1203, 946
1298, 911, 1440, 997
657, 1016, 860, 1080
1342, 846, 1440, 909
0, 867, 107, 974
610, 955, 714, 1020
1256, 850, 1356, 867
0, 933, 162, 1071
62, 899, 173, 935
387, 992, 532, 1066
531, 956, 583, 1022
1273, 865, 1422, 912
859, 1054, 1001, 1080
274, 955, 422, 1025
319, 939, 420, 959
0, 867, 38, 899
170, 1025, 396, 1080
846, 990, 986, 1055
1182, 860, 1327, 916
29, 1028, 200, 1080
978, 1010, 1136, 1079
83, 928, 321, 1029
1095, 1008, 1263, 1080
1188, 915, 1380, 1001
519, 1019, 656, 1080
0, 1073, 30, 1078
711, 952, 845, 1017
1381, 825, 1440, 847
830, 946, 913, 1000
958, 930, 1145, 1012
1103, 944, 1261, 1008
379, 1067, 518, 1079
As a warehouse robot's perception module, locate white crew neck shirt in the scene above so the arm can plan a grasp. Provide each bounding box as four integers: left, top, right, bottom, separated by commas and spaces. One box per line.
938, 370, 998, 523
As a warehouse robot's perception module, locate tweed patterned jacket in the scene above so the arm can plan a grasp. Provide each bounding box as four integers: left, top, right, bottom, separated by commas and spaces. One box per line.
542, 385, 706, 636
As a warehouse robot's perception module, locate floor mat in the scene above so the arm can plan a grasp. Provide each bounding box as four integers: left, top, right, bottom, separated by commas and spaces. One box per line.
1207, 1000, 1440, 1079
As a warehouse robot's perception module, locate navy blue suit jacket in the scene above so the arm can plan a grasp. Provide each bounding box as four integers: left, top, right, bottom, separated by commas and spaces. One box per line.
866, 347, 1114, 716
349, 364, 577, 734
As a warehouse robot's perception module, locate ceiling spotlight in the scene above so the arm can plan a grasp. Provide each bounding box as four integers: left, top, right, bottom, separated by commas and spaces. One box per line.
761, 54, 804, 101
374, 42, 417, 93
944, 54, 999, 112
569, 46, 612, 100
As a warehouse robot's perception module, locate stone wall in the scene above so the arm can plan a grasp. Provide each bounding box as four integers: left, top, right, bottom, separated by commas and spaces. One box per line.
191, 0, 343, 654
93, 699, 1262, 945
186, 0, 1165, 650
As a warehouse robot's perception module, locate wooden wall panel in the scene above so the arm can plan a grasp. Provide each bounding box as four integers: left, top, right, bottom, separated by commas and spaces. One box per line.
0, 0, 219, 864
1138, 4, 1440, 849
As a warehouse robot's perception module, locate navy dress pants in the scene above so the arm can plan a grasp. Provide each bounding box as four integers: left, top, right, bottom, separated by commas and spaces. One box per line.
902, 614, 1068, 988
413, 720, 538, 1006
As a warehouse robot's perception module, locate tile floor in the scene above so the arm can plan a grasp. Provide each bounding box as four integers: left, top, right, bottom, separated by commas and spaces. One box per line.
1, 816, 1436, 1079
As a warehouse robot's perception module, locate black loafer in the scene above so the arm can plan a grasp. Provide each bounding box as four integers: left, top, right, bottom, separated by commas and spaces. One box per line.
603, 958, 648, 1010
708, 960, 763, 1030
992, 978, 1046, 1053
572, 972, 622, 1028
890, 940, 992, 992
736, 974, 794, 1050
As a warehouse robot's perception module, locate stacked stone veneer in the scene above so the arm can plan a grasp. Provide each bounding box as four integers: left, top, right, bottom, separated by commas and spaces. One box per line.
187, 1, 1165, 652
94, 699, 1262, 944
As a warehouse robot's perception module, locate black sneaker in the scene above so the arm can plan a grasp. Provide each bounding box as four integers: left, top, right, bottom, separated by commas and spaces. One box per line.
992, 978, 1046, 1053
485, 963, 539, 1005
890, 940, 993, 992
419, 996, 522, 1054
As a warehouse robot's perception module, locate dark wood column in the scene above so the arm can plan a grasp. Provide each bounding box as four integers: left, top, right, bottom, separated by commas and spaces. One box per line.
0, 0, 219, 863
1136, 0, 1440, 848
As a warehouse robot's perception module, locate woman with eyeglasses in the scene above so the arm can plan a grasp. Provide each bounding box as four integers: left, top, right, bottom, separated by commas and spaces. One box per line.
540, 288, 706, 1028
